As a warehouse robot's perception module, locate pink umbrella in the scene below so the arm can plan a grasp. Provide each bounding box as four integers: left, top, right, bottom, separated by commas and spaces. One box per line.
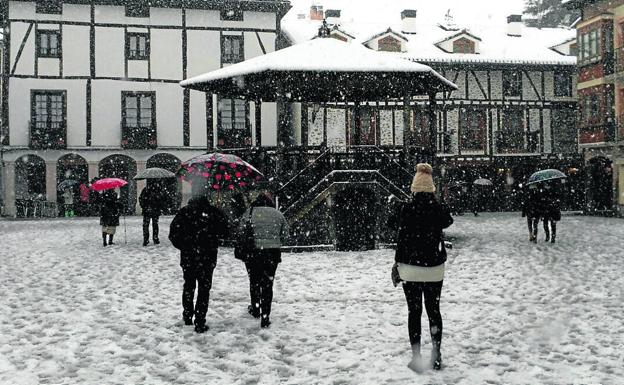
90, 178, 128, 191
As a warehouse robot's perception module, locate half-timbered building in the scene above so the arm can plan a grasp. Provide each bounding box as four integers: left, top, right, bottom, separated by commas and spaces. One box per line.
0, 0, 290, 217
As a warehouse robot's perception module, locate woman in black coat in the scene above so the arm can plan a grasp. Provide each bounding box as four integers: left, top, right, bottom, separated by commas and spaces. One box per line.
99, 190, 122, 246
394, 163, 453, 372
521, 185, 541, 243
540, 182, 561, 243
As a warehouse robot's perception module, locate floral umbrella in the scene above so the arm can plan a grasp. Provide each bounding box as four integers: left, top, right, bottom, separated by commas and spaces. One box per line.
178, 153, 264, 191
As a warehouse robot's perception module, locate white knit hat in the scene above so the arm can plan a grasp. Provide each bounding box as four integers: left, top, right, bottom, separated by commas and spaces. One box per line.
410, 163, 436, 193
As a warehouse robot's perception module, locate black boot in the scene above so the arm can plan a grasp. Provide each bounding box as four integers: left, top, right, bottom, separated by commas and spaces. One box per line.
143, 238, 149, 247
260, 315, 271, 328
108, 234, 114, 245
102, 233, 108, 247
194, 323, 209, 333
153, 238, 160, 245
407, 343, 426, 373
431, 343, 442, 370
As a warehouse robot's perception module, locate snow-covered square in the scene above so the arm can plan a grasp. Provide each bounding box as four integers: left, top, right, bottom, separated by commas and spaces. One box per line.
1, 213, 622, 385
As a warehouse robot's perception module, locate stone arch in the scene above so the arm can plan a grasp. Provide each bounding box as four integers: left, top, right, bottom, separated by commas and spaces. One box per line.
587, 156, 613, 211
57, 154, 89, 216
146, 153, 182, 214
99, 154, 137, 215
14, 154, 46, 217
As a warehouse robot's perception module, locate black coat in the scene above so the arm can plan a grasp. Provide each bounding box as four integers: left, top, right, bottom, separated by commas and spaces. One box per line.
521, 187, 541, 219
139, 187, 164, 217
395, 193, 453, 267
169, 197, 229, 265
99, 192, 122, 227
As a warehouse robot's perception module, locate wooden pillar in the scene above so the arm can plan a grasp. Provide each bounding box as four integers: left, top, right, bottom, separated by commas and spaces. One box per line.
301, 103, 309, 148
428, 91, 438, 165
255, 100, 262, 147
403, 94, 412, 164
353, 101, 361, 146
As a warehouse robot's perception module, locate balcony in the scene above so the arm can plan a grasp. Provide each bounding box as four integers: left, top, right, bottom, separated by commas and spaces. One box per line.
29, 121, 67, 150
121, 123, 157, 149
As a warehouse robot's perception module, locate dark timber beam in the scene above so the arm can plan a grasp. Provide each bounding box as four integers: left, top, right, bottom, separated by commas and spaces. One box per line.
11, 22, 33, 75
255, 100, 262, 147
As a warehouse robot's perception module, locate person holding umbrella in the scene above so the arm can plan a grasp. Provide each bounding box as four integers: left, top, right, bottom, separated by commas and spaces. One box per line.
525, 169, 567, 244
91, 177, 128, 246
139, 182, 165, 246
99, 189, 123, 246
134, 167, 176, 246
169, 196, 229, 333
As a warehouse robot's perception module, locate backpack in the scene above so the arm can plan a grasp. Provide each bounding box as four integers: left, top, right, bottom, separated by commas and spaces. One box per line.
234, 207, 255, 262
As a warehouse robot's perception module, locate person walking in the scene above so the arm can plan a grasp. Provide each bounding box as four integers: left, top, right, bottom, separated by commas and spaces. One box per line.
238, 193, 289, 328
540, 182, 561, 243
139, 183, 164, 246
394, 163, 453, 372
169, 196, 228, 333
99, 190, 122, 246
521, 185, 541, 243
63, 188, 74, 217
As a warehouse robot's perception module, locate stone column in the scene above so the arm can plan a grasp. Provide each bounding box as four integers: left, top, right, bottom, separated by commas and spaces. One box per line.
3, 162, 16, 217
135, 161, 147, 215
88, 162, 99, 181
45, 161, 58, 204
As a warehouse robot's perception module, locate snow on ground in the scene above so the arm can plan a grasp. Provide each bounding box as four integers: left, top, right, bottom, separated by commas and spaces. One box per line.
0, 213, 623, 384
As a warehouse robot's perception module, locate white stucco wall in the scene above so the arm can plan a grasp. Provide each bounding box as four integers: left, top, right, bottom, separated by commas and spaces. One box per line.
95, 27, 125, 78
150, 29, 183, 80
63, 25, 90, 76
10, 22, 35, 76
186, 30, 221, 77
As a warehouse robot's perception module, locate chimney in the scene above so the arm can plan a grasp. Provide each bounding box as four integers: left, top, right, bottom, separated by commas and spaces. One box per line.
401, 9, 417, 34
507, 14, 523, 37
325, 9, 341, 26
310, 4, 324, 21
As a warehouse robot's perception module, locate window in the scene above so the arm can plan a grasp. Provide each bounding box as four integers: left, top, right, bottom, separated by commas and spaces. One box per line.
122, 92, 156, 149
411, 108, 433, 148
453, 38, 475, 54
579, 29, 601, 62
498, 108, 525, 153
36, 30, 61, 59
503, 70, 522, 97
378, 36, 402, 52
221, 8, 243, 21
569, 43, 578, 57
218, 98, 250, 147
36, 0, 61, 14
582, 94, 601, 122
126, 3, 149, 18
348, 107, 378, 145
459, 108, 486, 151
554, 72, 573, 97
30, 91, 66, 149
126, 32, 149, 61
221, 35, 244, 64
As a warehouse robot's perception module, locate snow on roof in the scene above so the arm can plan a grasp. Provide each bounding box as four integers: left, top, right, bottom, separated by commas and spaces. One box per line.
282, 1, 577, 66
181, 37, 456, 89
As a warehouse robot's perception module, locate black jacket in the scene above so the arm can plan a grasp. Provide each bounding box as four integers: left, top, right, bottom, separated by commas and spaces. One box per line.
99, 192, 122, 227
139, 187, 164, 217
395, 193, 453, 267
169, 197, 229, 264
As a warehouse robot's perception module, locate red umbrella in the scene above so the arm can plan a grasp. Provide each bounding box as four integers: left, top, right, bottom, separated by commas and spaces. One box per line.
90, 178, 128, 192
178, 153, 263, 191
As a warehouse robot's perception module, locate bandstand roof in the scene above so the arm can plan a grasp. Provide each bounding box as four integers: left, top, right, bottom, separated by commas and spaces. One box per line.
180, 37, 456, 102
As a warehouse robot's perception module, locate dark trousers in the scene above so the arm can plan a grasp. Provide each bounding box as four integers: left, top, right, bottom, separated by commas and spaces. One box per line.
181, 255, 216, 326
142, 215, 159, 242
402, 281, 443, 348
245, 249, 280, 320
543, 220, 556, 240
527, 217, 539, 240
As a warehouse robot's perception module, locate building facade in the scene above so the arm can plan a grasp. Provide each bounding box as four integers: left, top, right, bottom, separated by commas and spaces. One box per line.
566, 0, 624, 215
0, 0, 290, 217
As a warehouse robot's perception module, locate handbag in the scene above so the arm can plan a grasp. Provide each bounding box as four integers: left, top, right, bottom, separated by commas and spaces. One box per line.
234, 207, 255, 262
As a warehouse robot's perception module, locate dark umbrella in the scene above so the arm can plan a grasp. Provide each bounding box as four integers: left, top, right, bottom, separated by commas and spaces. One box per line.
133, 167, 176, 180
178, 153, 264, 191
58, 179, 79, 191
473, 178, 493, 186
526, 169, 567, 185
